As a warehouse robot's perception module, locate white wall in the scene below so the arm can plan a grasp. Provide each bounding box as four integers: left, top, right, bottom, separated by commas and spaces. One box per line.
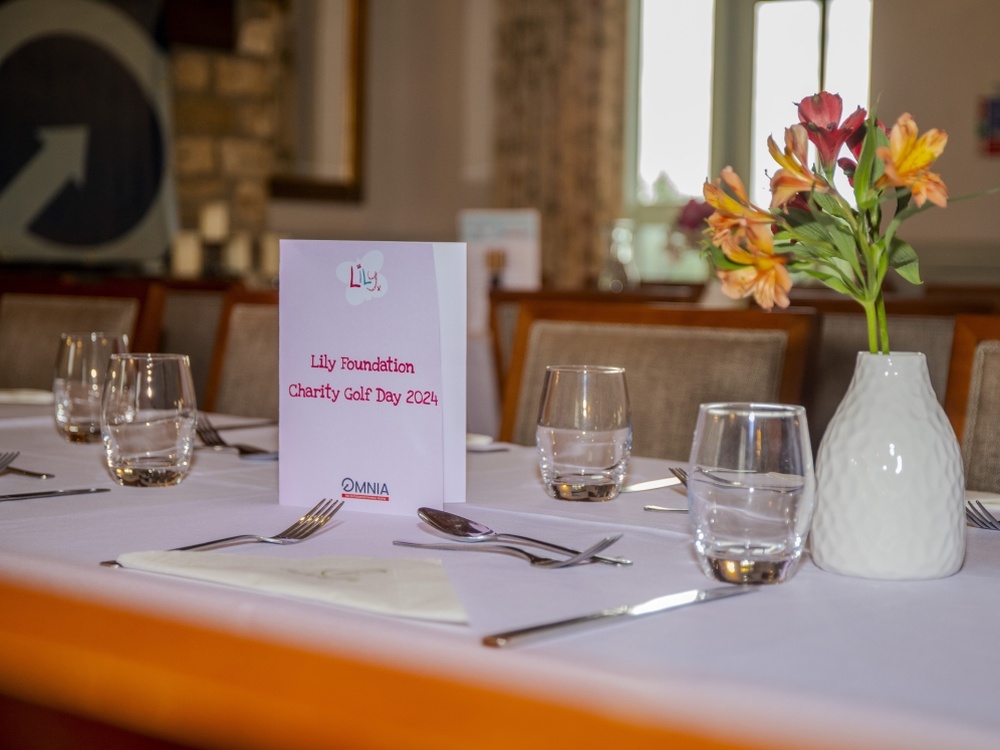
872, 0, 1000, 283
267, 0, 494, 243
270, 0, 1000, 284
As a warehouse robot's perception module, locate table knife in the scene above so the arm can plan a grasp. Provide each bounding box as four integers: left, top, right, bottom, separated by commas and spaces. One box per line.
482, 585, 757, 647
619, 476, 682, 493
0, 488, 111, 502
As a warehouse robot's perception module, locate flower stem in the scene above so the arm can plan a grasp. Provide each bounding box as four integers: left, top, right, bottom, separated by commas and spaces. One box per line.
875, 292, 890, 354
863, 300, 879, 354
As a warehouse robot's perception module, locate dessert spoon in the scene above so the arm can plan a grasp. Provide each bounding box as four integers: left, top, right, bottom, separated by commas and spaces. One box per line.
417, 507, 631, 566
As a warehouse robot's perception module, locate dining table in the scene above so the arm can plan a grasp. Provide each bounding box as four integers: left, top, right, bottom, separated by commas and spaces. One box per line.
1, 398, 1000, 750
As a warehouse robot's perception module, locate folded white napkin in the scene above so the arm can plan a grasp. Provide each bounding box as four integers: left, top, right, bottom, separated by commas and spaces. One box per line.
117, 551, 467, 623
0, 389, 53, 405
466, 433, 509, 453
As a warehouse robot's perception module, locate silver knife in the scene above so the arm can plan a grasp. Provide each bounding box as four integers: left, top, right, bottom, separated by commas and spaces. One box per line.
0, 488, 111, 502
619, 476, 682, 493
482, 586, 757, 647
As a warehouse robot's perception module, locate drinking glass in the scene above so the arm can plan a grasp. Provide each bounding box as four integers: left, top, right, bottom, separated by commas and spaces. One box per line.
53, 332, 129, 443
688, 402, 815, 584
101, 354, 198, 487
536, 365, 631, 501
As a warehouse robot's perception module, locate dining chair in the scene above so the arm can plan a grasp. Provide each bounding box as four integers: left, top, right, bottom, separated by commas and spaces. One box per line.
202, 287, 280, 420
944, 314, 1000, 492
158, 281, 230, 404
0, 283, 165, 390
488, 285, 705, 395
498, 300, 818, 461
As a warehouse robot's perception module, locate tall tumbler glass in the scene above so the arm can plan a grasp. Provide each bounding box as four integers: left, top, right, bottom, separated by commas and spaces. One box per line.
101, 354, 198, 487
536, 365, 631, 501
53, 332, 129, 443
688, 402, 815, 584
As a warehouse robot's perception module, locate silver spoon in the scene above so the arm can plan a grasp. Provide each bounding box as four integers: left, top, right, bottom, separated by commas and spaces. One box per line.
416, 507, 632, 566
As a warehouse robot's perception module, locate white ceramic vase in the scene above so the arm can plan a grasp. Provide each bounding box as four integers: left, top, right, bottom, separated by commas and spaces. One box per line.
811, 352, 965, 579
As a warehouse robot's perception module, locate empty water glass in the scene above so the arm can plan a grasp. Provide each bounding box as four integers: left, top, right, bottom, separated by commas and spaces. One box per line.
101, 353, 198, 487
536, 365, 632, 501
688, 402, 815, 584
53, 332, 129, 443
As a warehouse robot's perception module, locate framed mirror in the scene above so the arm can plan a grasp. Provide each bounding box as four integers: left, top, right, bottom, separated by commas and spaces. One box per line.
270, 0, 366, 202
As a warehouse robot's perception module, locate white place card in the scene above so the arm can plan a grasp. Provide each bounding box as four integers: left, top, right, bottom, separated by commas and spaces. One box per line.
459, 209, 541, 336
279, 240, 466, 514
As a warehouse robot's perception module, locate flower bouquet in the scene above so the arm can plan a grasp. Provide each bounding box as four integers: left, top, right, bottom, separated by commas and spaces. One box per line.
702, 91, 950, 353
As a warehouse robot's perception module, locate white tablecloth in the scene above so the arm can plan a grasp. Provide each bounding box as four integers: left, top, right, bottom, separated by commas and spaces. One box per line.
2, 406, 1000, 749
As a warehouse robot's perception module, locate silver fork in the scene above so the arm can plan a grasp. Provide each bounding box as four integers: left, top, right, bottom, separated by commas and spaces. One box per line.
174, 498, 344, 550
197, 415, 276, 459
0, 452, 19, 473
392, 533, 622, 569
966, 501, 1000, 530
100, 499, 345, 566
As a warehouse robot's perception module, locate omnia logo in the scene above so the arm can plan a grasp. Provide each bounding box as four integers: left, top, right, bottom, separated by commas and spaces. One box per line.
341, 477, 390, 502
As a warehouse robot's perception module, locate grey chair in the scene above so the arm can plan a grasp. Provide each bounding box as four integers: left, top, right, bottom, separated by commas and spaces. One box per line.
0, 294, 139, 390
488, 286, 705, 395
498, 300, 817, 460
945, 315, 1000, 492
202, 288, 279, 420
159, 288, 227, 405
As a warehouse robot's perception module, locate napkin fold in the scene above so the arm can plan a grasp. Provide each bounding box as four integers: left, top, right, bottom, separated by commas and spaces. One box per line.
117, 551, 468, 623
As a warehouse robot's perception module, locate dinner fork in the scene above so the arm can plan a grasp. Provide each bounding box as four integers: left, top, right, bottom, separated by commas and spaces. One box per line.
0, 452, 19, 473
965, 501, 1000, 530
174, 498, 344, 550
100, 499, 344, 566
392, 533, 622, 569
197, 415, 277, 459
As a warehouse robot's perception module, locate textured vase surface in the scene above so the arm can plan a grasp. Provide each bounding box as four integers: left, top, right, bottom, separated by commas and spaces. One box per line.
811, 352, 965, 579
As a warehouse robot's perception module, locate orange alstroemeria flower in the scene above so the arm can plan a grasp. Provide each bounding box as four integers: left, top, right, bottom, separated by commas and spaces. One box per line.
717, 253, 792, 310
703, 167, 773, 254
716, 222, 792, 311
768, 124, 829, 208
876, 112, 948, 207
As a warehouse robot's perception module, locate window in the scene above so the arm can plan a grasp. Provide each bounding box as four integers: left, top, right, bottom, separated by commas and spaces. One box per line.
628, 0, 873, 279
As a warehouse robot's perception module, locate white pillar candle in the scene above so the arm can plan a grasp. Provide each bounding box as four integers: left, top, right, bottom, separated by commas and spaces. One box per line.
199, 201, 230, 243
259, 232, 281, 278
223, 232, 253, 276
171, 230, 203, 278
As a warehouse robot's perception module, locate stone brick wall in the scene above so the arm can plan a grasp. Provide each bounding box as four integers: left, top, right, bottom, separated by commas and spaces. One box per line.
169, 0, 290, 237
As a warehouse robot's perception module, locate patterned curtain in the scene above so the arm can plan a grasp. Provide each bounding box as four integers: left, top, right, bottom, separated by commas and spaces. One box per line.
493, 0, 628, 289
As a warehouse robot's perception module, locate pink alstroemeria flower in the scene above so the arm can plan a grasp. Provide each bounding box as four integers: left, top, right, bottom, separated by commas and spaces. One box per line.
797, 92, 867, 173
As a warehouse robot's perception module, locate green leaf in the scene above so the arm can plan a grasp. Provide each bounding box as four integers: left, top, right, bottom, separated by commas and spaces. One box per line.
796, 269, 858, 298
705, 245, 743, 271
887, 237, 922, 284
853, 121, 878, 205
810, 191, 847, 217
